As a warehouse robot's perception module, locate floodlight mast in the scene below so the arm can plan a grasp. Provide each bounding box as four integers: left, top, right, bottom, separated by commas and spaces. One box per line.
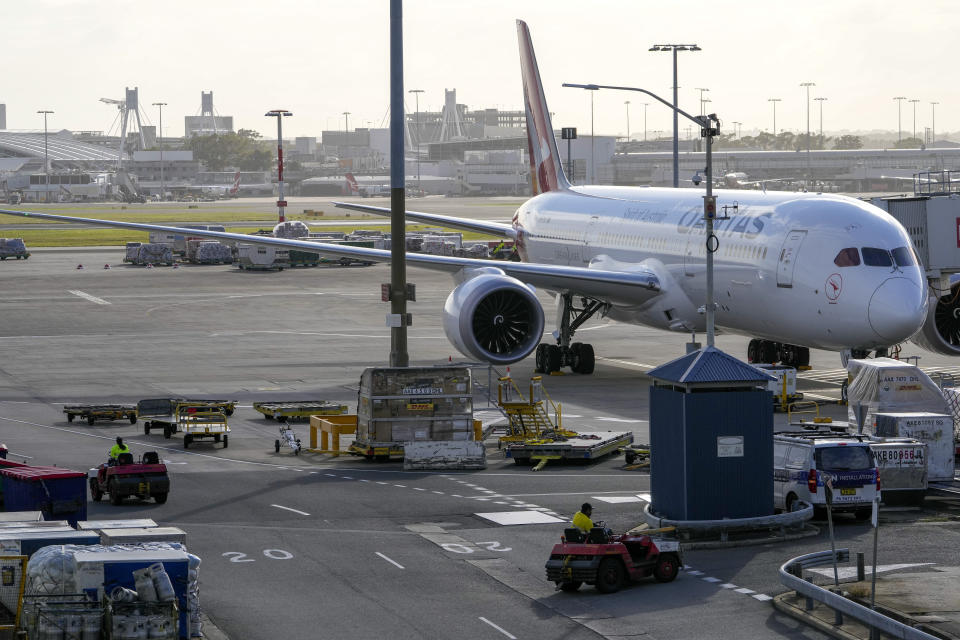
563, 82, 721, 346
264, 109, 292, 223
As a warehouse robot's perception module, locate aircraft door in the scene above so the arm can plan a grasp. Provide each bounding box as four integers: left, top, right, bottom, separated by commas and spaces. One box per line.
583, 215, 601, 264
776, 229, 807, 288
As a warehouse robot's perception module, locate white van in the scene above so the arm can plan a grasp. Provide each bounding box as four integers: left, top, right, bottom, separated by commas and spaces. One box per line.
774, 432, 879, 519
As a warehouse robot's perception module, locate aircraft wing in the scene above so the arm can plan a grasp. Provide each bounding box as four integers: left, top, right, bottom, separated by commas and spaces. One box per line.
332, 201, 516, 239
0, 208, 660, 305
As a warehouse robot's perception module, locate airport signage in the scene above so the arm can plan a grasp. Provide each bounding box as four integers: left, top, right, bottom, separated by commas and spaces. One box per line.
717, 436, 744, 457
277, 200, 288, 207
561, 127, 577, 139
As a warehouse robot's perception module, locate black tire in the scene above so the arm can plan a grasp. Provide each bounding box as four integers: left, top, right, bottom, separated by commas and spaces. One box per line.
277, 415, 287, 423
144, 424, 150, 435
625, 451, 637, 465
183, 434, 192, 449
109, 482, 123, 506
87, 416, 96, 426
264, 413, 274, 420
558, 581, 582, 592
534, 344, 548, 373
798, 347, 810, 367
854, 508, 871, 521
577, 344, 595, 375
67, 413, 74, 423
275, 439, 281, 453
747, 339, 759, 363
214, 434, 221, 443
596, 558, 625, 593
570, 342, 583, 373
785, 493, 799, 513
222, 435, 228, 448
654, 554, 680, 583
545, 344, 562, 373
225, 408, 234, 416
89, 478, 103, 502
153, 493, 168, 505
129, 414, 137, 424
164, 426, 172, 439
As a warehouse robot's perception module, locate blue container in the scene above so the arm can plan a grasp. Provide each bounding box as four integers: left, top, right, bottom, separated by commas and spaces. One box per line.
0, 466, 87, 526
0, 529, 100, 556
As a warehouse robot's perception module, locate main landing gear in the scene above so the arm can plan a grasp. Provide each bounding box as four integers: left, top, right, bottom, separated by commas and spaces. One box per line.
534, 293, 607, 375
747, 339, 810, 368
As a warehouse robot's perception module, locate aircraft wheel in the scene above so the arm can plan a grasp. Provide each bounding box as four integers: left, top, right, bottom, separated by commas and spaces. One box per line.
545, 345, 562, 373
275, 440, 281, 453
534, 344, 549, 373
577, 344, 595, 375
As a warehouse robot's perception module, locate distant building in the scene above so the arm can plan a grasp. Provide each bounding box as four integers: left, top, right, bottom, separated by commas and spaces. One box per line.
0, 104, 6, 130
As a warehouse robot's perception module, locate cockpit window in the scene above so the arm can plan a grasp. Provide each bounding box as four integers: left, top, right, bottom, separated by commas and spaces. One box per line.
834, 248, 861, 267
892, 246, 917, 267
861, 247, 893, 267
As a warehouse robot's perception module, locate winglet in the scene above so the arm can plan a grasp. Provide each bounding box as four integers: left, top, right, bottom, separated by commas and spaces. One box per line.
517, 20, 570, 195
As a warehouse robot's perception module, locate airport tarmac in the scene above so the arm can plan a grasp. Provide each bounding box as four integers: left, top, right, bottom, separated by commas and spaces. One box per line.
1, 227, 959, 638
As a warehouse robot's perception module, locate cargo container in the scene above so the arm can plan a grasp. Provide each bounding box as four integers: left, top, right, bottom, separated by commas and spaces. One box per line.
874, 412, 955, 481
236, 244, 289, 270
0, 529, 100, 556
99, 527, 187, 545
0, 466, 87, 526
870, 438, 928, 505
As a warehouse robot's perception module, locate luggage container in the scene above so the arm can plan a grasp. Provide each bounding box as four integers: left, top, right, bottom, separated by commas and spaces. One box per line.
0, 512, 42, 523
0, 529, 100, 556
869, 438, 928, 505
133, 243, 174, 266
236, 244, 289, 270
77, 518, 158, 531
0, 467, 87, 526
99, 527, 187, 545
752, 364, 803, 411
124, 241, 142, 263
874, 412, 955, 482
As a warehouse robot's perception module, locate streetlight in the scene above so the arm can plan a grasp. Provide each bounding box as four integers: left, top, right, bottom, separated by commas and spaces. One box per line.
563, 81, 721, 346
767, 98, 781, 136
624, 100, 631, 142
695, 88, 710, 116
152, 102, 167, 200
37, 110, 53, 202
814, 96, 827, 144
343, 111, 351, 132
264, 109, 292, 223
930, 102, 939, 145
732, 121, 741, 139
649, 43, 701, 187
893, 96, 906, 143
800, 82, 815, 184
909, 98, 920, 143
642, 102, 650, 142
408, 89, 424, 190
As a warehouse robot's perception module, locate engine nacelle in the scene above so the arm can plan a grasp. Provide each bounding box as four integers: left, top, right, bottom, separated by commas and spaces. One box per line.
443, 269, 544, 365
911, 285, 960, 355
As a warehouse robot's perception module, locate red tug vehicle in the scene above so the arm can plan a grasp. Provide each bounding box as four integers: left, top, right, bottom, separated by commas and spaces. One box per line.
545, 525, 682, 593
90, 451, 170, 505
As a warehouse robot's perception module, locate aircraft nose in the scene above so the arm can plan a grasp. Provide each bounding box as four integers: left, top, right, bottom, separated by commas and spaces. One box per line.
868, 277, 927, 343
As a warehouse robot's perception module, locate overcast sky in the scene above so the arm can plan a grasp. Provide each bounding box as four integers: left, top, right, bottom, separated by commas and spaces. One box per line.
4, 1, 956, 141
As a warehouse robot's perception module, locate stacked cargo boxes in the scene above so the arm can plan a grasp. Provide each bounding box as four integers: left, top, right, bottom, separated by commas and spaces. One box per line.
356, 367, 474, 446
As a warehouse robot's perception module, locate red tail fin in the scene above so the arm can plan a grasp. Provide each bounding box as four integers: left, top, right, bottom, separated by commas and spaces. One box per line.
517, 20, 570, 195
229, 171, 241, 195
345, 172, 359, 195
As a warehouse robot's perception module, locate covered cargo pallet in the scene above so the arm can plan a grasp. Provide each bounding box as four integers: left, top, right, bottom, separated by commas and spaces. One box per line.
846, 358, 948, 432
134, 243, 174, 266
188, 240, 232, 264
0, 466, 87, 526
403, 441, 486, 470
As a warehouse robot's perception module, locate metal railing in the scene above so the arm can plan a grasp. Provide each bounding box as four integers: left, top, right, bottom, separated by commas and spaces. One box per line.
779, 550, 938, 640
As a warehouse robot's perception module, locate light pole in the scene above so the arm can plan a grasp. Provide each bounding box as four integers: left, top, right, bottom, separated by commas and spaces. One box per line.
343, 111, 351, 132
931, 101, 939, 145
152, 102, 166, 200
909, 98, 920, 143
814, 96, 827, 146
732, 121, 741, 139
768, 98, 781, 136
37, 110, 53, 201
624, 100, 630, 142
264, 109, 292, 223
590, 88, 595, 182
564, 81, 720, 346
893, 96, 906, 143
649, 43, 701, 187
800, 82, 815, 182
408, 88, 423, 190
642, 102, 649, 142
696, 88, 710, 116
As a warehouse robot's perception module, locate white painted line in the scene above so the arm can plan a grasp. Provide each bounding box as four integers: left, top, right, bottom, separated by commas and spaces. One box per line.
720, 583, 738, 589
69, 290, 110, 305
451, 494, 462, 498
413, 487, 426, 491
807, 563, 934, 580
475, 511, 565, 525
375, 552, 404, 569
702, 577, 722, 583
595, 417, 646, 423
271, 504, 310, 516
636, 493, 652, 502
432, 491, 444, 495
325, 474, 337, 477
735, 588, 756, 595
394, 484, 406, 488
686, 570, 704, 576
359, 479, 369, 483
475, 497, 491, 501
340, 476, 353, 480
592, 495, 643, 504
494, 501, 510, 505
377, 482, 389, 485
752, 594, 773, 601
479, 617, 516, 640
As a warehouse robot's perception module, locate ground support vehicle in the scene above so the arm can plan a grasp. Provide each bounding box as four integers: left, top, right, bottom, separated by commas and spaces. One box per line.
753, 364, 804, 412
254, 400, 348, 422
505, 431, 634, 469
63, 405, 137, 426
622, 443, 651, 466
545, 526, 682, 593
275, 425, 302, 455
90, 452, 169, 505
0, 238, 30, 260
139, 399, 235, 437
177, 408, 229, 448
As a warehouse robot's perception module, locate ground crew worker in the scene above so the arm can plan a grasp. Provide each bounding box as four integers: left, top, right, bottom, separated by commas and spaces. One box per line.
572, 502, 594, 533
109, 437, 130, 462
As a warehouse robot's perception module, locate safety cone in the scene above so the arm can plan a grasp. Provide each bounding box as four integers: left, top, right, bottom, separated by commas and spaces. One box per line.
146, 263, 154, 269
76, 264, 84, 270
172, 263, 179, 269
103, 264, 111, 269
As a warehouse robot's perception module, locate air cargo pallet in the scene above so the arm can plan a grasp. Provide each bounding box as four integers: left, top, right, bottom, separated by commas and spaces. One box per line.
505, 431, 634, 468
253, 400, 349, 422
64, 405, 137, 426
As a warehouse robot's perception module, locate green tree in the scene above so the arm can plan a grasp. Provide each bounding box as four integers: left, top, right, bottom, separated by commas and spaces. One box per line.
187, 132, 272, 171
833, 135, 863, 150
237, 128, 262, 139
893, 137, 923, 149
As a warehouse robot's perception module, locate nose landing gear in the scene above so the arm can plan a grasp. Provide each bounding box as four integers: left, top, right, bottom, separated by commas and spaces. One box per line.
534, 293, 606, 375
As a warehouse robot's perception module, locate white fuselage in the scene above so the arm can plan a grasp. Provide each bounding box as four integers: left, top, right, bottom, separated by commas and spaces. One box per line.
513, 186, 928, 352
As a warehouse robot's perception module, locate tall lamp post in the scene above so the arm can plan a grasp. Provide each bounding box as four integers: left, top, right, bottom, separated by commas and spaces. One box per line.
264, 109, 292, 223
893, 96, 906, 143
343, 111, 351, 132
814, 96, 827, 144
152, 102, 167, 200
564, 81, 720, 346
624, 100, 631, 142
649, 43, 701, 187
408, 89, 423, 190
695, 88, 710, 116
732, 121, 741, 139
37, 110, 53, 202
909, 98, 920, 143
800, 82, 815, 184
931, 101, 939, 145
642, 102, 649, 142
768, 98, 781, 136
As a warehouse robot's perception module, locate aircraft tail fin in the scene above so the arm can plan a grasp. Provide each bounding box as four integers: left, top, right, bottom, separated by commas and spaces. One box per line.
345, 172, 359, 195
517, 20, 570, 195
229, 171, 241, 195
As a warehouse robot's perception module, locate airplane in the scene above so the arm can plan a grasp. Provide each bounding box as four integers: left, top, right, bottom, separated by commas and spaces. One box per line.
344, 172, 388, 197
0, 20, 943, 376
189, 171, 241, 199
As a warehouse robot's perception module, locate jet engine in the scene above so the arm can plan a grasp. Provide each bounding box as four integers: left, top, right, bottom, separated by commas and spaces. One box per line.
911, 283, 960, 355
442, 268, 544, 365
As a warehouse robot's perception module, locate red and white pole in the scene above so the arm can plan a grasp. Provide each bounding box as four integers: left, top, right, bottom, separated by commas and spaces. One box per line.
265, 110, 292, 223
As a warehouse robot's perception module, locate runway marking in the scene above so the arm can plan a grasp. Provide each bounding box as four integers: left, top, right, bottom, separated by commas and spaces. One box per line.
637, 492, 652, 502
478, 618, 516, 640
68, 290, 110, 305
271, 504, 310, 516
720, 583, 738, 589
595, 416, 646, 423
686, 570, 704, 576
375, 552, 405, 569
591, 495, 643, 504
394, 484, 406, 488
734, 587, 755, 595
702, 577, 722, 583
752, 594, 773, 601
807, 562, 935, 579
432, 491, 444, 495
474, 511, 565, 526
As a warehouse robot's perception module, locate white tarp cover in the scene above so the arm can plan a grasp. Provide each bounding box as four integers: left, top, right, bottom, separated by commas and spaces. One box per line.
938, 387, 960, 443
846, 358, 948, 433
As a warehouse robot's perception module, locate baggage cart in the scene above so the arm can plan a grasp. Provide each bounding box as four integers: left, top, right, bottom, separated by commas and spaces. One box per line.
253, 400, 349, 423
178, 407, 229, 448
139, 398, 236, 437
63, 404, 137, 426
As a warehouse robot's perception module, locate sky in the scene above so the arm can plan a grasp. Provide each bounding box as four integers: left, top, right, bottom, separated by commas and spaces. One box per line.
4, 0, 957, 141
